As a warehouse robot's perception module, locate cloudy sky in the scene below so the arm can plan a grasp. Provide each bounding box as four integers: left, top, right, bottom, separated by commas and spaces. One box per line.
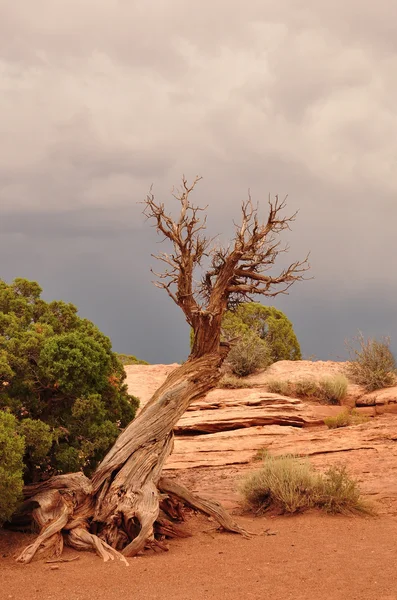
1, 0, 397, 363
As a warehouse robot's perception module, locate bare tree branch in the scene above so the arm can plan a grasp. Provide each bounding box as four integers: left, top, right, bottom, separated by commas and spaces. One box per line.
17, 178, 311, 565
143, 176, 215, 326
143, 179, 310, 357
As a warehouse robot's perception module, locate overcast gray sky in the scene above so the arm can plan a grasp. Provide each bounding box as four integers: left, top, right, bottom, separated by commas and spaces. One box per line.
1, 0, 397, 363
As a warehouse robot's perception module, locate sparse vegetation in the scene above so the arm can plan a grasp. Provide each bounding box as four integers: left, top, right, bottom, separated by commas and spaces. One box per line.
295, 378, 319, 398
227, 331, 272, 377
241, 454, 370, 515
324, 411, 352, 429
266, 375, 348, 404
324, 409, 370, 429
115, 353, 149, 366
346, 333, 397, 391
266, 379, 291, 395
318, 375, 349, 404
314, 464, 370, 514
218, 374, 253, 389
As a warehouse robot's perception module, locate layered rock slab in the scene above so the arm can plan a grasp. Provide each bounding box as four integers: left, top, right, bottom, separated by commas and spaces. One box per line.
125, 363, 397, 512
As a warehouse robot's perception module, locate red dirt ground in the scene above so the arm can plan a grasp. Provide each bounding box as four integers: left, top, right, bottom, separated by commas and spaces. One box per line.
2, 512, 397, 600
3, 360, 397, 600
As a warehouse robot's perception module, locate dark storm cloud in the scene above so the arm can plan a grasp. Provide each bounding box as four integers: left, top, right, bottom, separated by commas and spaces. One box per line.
0, 207, 141, 238
1, 0, 397, 362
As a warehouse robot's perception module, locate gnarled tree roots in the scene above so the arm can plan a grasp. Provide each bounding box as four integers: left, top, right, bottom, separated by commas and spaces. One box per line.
15, 356, 248, 565
15, 473, 247, 566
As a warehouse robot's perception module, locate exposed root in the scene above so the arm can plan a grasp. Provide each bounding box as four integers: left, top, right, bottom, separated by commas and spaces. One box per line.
16, 474, 247, 564
94, 435, 174, 557
120, 482, 160, 557
145, 538, 169, 553
15, 489, 74, 564
46, 556, 80, 564
16, 480, 129, 566
159, 495, 185, 521
22, 472, 93, 499
66, 527, 129, 566
155, 514, 191, 539
15, 357, 248, 564
159, 477, 250, 538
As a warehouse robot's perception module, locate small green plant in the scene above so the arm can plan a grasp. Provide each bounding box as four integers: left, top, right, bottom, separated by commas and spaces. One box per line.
318, 375, 348, 405
324, 411, 352, 429
218, 374, 253, 389
115, 353, 149, 366
227, 332, 272, 377
240, 453, 370, 515
346, 333, 397, 391
313, 465, 370, 514
266, 379, 291, 395
324, 409, 369, 429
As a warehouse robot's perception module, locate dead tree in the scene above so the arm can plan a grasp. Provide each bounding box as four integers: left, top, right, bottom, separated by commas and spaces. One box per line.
16, 177, 309, 565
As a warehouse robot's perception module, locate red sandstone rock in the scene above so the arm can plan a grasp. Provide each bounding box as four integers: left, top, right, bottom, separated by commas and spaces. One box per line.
124, 361, 397, 514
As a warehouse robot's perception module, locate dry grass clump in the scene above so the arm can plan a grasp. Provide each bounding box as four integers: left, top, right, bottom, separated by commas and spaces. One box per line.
266, 379, 291, 395
324, 409, 370, 429
218, 374, 253, 389
294, 378, 319, 397
240, 454, 370, 515
346, 334, 397, 392
318, 375, 349, 405
266, 375, 348, 405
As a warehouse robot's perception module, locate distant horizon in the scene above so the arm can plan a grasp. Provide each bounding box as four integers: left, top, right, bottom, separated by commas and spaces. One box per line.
4, 273, 395, 366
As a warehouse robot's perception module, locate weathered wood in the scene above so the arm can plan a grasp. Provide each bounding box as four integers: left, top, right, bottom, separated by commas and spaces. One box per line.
15, 179, 307, 563
92, 355, 223, 556
16, 356, 230, 562
159, 477, 250, 537
15, 490, 70, 564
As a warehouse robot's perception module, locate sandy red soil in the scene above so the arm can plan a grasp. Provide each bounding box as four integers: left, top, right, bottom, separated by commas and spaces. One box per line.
3, 361, 397, 600
2, 512, 397, 600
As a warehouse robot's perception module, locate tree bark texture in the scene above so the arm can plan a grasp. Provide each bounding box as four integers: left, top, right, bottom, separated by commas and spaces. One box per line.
15, 180, 307, 564
16, 355, 247, 564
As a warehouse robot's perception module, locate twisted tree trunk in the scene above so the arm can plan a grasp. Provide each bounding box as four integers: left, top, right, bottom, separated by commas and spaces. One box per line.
16, 354, 247, 565
15, 179, 308, 564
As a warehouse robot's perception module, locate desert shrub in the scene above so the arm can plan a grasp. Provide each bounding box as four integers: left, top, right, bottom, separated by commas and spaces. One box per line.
324, 410, 369, 429
313, 465, 369, 514
0, 411, 25, 525
294, 379, 320, 398
240, 454, 369, 515
282, 376, 348, 404
346, 334, 397, 391
241, 454, 315, 513
324, 411, 352, 429
227, 332, 272, 377
318, 375, 348, 405
266, 379, 292, 395
0, 278, 139, 482
252, 448, 271, 462
222, 303, 301, 362
218, 374, 253, 389
115, 353, 149, 366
